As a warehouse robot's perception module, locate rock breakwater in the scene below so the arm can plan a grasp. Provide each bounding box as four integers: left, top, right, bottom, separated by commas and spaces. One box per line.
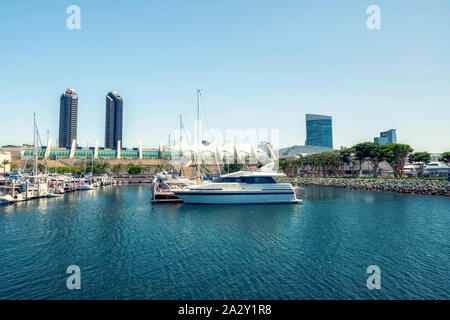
279, 177, 449, 197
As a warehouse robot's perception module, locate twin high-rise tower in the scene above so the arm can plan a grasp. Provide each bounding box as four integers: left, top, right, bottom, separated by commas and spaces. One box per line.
58, 89, 123, 149
104, 91, 123, 149
59, 89, 78, 148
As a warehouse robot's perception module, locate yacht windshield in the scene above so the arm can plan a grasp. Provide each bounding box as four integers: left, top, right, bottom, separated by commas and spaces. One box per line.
213, 176, 276, 184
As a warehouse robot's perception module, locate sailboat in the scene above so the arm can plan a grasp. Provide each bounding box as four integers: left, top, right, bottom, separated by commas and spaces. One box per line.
79, 147, 95, 190
168, 93, 302, 204
151, 90, 204, 203
22, 113, 49, 199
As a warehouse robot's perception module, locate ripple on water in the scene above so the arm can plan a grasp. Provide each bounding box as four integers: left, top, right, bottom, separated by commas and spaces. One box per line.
0, 186, 449, 299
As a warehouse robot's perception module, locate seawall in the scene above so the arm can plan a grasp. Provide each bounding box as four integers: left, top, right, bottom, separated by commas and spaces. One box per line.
279, 177, 450, 197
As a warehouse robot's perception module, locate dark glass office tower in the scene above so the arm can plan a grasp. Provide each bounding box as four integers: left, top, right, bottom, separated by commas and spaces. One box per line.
374, 129, 397, 145
305, 114, 333, 149
59, 89, 78, 148
105, 91, 123, 149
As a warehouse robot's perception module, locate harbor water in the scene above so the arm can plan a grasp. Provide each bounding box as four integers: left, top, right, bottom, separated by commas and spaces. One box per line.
0, 185, 448, 299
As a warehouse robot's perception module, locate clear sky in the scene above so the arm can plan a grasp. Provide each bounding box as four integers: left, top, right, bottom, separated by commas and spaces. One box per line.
0, 0, 449, 152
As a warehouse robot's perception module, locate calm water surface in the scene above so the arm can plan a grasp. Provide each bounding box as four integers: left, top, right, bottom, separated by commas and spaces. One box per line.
0, 185, 448, 299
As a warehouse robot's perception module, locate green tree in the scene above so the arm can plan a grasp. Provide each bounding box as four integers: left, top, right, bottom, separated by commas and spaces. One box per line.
112, 164, 124, 174
408, 152, 431, 177
223, 160, 244, 174
57, 166, 71, 174
279, 159, 289, 172
90, 161, 110, 174
86, 165, 98, 174
351, 159, 361, 177
10, 162, 18, 171
338, 148, 360, 176
353, 142, 386, 177
307, 153, 321, 176
338, 149, 352, 175
383, 143, 414, 178
128, 165, 143, 175
439, 152, 450, 164
294, 158, 307, 177
200, 164, 212, 178
37, 163, 45, 173
331, 150, 343, 176
318, 152, 338, 177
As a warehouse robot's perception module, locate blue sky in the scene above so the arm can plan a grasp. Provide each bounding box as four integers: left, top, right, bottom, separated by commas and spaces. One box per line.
0, 0, 449, 152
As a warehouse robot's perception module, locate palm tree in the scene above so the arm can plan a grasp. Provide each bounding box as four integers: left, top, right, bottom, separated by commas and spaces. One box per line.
1, 159, 11, 173
38, 163, 46, 173
112, 164, 123, 174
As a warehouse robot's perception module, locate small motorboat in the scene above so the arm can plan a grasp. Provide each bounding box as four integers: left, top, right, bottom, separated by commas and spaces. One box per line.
79, 181, 95, 190
47, 192, 62, 198
0, 194, 14, 204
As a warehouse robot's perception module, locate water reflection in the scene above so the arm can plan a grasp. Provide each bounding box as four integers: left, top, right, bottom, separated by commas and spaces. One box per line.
153, 202, 305, 259
0, 185, 448, 299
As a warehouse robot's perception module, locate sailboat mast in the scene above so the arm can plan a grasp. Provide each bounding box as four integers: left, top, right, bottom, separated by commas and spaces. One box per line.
197, 89, 201, 179
45, 130, 49, 174
33, 113, 38, 176
179, 114, 183, 176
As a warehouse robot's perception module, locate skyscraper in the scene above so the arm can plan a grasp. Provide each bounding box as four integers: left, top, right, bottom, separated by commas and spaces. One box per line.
374, 129, 397, 145
305, 114, 333, 149
105, 91, 123, 149
58, 89, 78, 148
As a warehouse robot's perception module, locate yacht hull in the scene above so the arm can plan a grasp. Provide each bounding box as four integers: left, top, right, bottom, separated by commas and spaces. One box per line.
173, 191, 302, 204
47, 193, 62, 198
0, 195, 14, 204
80, 185, 95, 190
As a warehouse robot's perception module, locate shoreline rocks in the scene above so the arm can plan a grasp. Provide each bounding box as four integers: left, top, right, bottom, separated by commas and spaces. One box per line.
279, 177, 450, 197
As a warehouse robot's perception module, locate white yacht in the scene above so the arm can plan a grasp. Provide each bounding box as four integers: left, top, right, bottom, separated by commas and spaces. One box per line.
47, 188, 62, 198
79, 181, 95, 190
172, 170, 302, 205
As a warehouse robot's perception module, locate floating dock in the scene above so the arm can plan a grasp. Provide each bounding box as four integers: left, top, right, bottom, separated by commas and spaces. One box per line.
151, 191, 183, 203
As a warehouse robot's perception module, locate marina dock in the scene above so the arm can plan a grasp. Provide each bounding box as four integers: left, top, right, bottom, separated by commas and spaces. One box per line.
0, 174, 116, 203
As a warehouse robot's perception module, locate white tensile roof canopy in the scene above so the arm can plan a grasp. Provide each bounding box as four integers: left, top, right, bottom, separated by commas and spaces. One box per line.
167, 141, 276, 162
